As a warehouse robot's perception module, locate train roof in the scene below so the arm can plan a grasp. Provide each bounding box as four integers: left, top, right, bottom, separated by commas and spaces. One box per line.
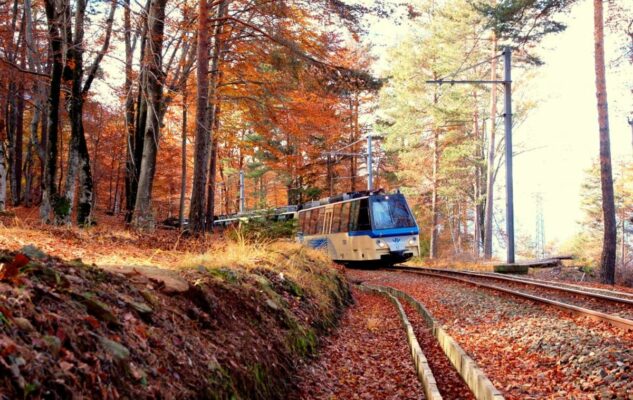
214, 205, 298, 222
298, 189, 397, 211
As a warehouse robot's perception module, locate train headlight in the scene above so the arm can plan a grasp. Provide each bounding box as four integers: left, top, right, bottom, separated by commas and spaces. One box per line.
376, 239, 386, 248
408, 237, 417, 246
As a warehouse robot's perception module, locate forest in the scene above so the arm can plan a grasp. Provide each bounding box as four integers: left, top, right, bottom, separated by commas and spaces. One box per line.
0, 0, 632, 278
2, 0, 633, 399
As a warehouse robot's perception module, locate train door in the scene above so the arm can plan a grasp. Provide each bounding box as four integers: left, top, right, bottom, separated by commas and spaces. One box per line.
323, 208, 334, 258
323, 209, 333, 234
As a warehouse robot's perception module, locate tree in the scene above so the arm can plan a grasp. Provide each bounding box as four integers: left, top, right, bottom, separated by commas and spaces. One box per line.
479, 0, 617, 282
189, 0, 212, 233
593, 0, 617, 283
40, 0, 66, 223
132, 0, 168, 229
378, 0, 493, 259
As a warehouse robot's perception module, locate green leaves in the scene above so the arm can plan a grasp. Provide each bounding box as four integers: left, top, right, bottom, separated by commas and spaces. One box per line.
474, 0, 577, 62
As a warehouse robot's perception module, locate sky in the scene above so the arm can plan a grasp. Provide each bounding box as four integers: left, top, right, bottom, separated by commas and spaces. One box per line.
359, 0, 633, 255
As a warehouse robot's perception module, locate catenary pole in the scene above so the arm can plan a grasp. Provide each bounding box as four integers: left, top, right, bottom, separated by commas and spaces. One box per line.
367, 134, 373, 191
503, 47, 515, 263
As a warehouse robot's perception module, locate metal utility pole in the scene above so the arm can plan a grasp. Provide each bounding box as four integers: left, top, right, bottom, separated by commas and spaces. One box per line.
324, 134, 381, 193
426, 47, 515, 263
367, 134, 373, 191
503, 47, 515, 263
239, 170, 245, 213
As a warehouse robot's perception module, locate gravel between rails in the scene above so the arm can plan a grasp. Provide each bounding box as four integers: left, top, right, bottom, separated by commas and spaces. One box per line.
294, 288, 426, 400
425, 271, 633, 320
349, 269, 633, 400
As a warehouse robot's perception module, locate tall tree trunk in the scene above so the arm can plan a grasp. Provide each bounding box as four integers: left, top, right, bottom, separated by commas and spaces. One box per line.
58, 0, 87, 224
218, 158, 229, 215
349, 93, 359, 192
473, 94, 482, 258
23, 142, 34, 205
594, 0, 616, 284
179, 95, 187, 227
40, 0, 64, 223
0, 140, 6, 212
6, 84, 18, 206
39, 101, 48, 203
0, 84, 7, 213
24, 0, 45, 205
12, 83, 24, 205
207, 136, 218, 225
429, 128, 439, 259
483, 33, 498, 260
205, 1, 228, 227
189, 0, 211, 233
123, 0, 140, 222
133, 0, 167, 230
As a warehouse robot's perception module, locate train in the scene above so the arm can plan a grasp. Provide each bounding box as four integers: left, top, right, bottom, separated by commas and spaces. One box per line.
296, 190, 420, 267
212, 190, 420, 267
213, 205, 298, 229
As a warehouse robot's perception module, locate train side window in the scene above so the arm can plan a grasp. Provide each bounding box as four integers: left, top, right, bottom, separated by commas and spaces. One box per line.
315, 208, 324, 234
341, 202, 350, 233
331, 204, 342, 233
349, 200, 359, 231
299, 212, 306, 233
307, 210, 315, 235
357, 198, 371, 231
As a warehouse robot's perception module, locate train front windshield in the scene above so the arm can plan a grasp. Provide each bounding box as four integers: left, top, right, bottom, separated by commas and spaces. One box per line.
370, 195, 416, 230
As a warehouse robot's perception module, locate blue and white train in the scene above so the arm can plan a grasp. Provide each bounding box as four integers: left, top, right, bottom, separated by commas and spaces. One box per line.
297, 190, 420, 267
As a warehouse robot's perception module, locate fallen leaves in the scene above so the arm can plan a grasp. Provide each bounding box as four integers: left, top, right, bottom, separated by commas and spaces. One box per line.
348, 269, 633, 399
0, 247, 350, 399
295, 289, 425, 400
0, 253, 29, 282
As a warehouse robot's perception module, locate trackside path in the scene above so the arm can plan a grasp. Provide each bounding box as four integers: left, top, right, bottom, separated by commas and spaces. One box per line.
294, 289, 426, 399
349, 269, 633, 400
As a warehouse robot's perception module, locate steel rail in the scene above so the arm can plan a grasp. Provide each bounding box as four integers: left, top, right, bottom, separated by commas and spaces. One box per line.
485, 272, 633, 300
388, 267, 633, 331
398, 266, 633, 306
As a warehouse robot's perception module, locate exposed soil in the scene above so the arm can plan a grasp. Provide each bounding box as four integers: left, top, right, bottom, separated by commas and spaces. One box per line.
294, 289, 425, 400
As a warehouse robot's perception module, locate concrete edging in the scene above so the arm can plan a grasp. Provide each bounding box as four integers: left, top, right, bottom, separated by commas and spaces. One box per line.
365, 284, 505, 400
357, 285, 443, 400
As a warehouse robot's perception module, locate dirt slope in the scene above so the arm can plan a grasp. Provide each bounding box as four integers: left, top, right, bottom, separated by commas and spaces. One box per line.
0, 244, 350, 400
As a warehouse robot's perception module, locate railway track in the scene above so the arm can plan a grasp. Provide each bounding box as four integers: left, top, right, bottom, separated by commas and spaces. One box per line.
388, 265, 633, 331
358, 285, 498, 400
